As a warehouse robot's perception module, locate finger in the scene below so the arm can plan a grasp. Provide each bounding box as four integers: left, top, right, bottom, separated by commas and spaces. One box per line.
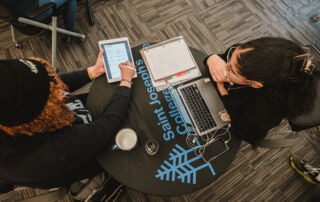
124, 60, 133, 67
120, 61, 128, 67
119, 63, 124, 69
217, 82, 227, 91
216, 71, 226, 82
216, 82, 224, 88
98, 49, 103, 58
218, 71, 229, 82
211, 74, 217, 82
220, 73, 228, 82
215, 74, 223, 82
209, 70, 217, 81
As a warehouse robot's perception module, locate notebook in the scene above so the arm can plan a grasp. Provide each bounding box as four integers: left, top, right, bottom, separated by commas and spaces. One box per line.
140, 36, 200, 87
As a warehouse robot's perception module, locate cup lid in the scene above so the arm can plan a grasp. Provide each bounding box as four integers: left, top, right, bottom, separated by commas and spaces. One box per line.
115, 128, 137, 150
145, 139, 159, 155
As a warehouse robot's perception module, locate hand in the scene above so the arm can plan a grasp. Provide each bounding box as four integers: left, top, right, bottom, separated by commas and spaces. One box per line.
87, 49, 105, 79
217, 82, 228, 96
207, 54, 228, 83
119, 61, 136, 87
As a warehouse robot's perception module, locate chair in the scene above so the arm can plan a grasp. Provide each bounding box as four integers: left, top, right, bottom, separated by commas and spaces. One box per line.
86, 0, 94, 25
0, 1, 86, 70
0, 178, 68, 201
253, 44, 320, 148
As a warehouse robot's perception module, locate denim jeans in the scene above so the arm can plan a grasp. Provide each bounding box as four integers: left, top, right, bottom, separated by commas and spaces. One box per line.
37, 0, 77, 31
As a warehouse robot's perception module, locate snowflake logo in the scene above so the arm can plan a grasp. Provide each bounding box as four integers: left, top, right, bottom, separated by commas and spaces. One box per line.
155, 144, 215, 184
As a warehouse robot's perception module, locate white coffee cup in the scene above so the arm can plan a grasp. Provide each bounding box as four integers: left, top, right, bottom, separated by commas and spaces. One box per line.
112, 128, 138, 151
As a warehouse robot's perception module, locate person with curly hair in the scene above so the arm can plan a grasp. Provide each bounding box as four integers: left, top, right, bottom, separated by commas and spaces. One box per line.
205, 37, 319, 144
0, 50, 136, 188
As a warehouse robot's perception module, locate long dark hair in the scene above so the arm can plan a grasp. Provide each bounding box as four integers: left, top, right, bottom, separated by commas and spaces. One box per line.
237, 37, 318, 118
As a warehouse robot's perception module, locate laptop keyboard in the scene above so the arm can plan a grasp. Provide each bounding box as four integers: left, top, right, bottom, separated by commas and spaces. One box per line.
180, 84, 217, 133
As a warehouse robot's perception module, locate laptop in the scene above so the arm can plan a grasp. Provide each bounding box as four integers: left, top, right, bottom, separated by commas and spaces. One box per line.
169, 77, 229, 137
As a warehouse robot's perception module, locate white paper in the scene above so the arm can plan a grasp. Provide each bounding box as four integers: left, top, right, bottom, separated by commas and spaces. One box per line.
143, 38, 196, 81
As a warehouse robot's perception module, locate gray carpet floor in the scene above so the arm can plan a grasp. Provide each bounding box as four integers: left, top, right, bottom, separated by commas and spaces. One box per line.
0, 0, 320, 201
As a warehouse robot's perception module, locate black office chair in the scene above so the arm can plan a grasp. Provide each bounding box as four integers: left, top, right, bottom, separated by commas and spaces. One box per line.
0, 1, 86, 70
253, 44, 320, 148
86, 0, 94, 25
0, 178, 68, 201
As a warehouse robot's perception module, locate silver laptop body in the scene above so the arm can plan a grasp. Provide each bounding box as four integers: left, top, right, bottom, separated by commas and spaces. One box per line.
174, 77, 229, 136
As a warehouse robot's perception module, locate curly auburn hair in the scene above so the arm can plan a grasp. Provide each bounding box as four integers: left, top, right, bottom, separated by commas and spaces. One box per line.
0, 58, 75, 136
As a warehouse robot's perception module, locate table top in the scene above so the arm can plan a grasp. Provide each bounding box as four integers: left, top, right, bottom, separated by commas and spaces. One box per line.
87, 43, 241, 196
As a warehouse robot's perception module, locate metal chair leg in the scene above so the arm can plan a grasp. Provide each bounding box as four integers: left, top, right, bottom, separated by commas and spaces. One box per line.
10, 25, 22, 48
18, 17, 85, 39
52, 16, 57, 71
16, 17, 86, 71
87, 0, 94, 25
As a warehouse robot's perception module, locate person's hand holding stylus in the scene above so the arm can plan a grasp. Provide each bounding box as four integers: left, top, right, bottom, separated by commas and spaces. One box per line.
122, 65, 135, 71
119, 61, 136, 88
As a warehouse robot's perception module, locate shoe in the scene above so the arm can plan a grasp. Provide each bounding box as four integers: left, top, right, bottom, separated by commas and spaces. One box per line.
63, 34, 85, 43
312, 15, 320, 23
290, 155, 320, 184
62, 29, 84, 43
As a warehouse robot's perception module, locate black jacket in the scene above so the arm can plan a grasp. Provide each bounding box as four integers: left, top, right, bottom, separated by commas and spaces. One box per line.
0, 69, 131, 186
204, 47, 286, 144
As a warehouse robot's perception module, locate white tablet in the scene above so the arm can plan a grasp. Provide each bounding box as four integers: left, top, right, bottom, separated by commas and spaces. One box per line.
99, 37, 137, 83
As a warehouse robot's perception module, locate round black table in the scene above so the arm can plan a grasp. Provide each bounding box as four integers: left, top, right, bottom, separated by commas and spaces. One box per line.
86, 43, 241, 196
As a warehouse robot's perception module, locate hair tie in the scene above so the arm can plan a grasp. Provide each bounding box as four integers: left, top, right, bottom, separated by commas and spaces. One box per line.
293, 47, 315, 75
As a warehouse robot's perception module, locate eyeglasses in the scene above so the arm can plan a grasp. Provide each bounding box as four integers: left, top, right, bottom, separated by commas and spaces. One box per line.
224, 46, 236, 78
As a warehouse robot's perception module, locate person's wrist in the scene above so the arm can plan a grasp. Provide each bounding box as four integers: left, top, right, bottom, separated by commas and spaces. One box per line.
121, 78, 132, 84
217, 82, 228, 96
87, 67, 98, 80
87, 68, 95, 80
87, 66, 103, 80
206, 54, 215, 66
120, 80, 131, 88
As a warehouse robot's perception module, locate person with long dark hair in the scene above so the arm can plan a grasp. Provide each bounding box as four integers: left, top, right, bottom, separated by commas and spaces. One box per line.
205, 37, 319, 144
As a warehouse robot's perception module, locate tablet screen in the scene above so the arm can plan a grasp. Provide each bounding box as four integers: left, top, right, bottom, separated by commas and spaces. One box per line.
101, 41, 132, 79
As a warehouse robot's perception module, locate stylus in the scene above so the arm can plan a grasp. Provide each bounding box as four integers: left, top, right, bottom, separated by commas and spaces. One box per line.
123, 65, 136, 71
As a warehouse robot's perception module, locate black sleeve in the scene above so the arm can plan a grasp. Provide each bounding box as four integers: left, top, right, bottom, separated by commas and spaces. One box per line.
63, 86, 131, 168
224, 96, 284, 144
59, 69, 91, 92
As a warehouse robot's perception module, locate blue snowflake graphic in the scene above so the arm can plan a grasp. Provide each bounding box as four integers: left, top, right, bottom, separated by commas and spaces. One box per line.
155, 144, 215, 184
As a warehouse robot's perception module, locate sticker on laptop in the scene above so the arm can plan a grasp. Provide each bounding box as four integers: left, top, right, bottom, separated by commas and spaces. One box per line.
219, 109, 230, 121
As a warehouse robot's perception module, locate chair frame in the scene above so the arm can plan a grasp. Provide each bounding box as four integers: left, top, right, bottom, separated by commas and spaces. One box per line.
5, 2, 86, 70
